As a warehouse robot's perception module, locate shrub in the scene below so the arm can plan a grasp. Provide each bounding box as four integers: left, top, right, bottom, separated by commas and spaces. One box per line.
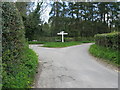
29, 41, 45, 44
95, 32, 120, 50
2, 2, 38, 88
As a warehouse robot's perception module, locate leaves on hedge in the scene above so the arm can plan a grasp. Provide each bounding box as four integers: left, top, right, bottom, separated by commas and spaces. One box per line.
95, 32, 120, 50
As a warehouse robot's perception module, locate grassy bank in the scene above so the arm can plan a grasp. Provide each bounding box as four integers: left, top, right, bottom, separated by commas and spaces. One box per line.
3, 48, 38, 88
42, 41, 94, 48
43, 42, 81, 48
29, 41, 94, 45
89, 44, 119, 66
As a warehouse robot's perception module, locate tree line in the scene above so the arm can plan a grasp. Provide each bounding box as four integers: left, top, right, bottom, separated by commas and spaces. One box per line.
49, 2, 120, 40
16, 2, 120, 41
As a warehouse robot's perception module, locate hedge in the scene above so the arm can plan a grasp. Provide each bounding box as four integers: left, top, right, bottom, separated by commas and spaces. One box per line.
29, 36, 94, 42
2, 2, 38, 88
95, 32, 120, 50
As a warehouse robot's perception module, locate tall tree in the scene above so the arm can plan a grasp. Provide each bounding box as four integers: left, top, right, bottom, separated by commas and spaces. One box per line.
15, 2, 33, 22
48, 2, 119, 39
49, 2, 62, 36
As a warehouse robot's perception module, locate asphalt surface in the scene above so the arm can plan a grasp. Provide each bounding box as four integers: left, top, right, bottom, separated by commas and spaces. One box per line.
30, 43, 118, 88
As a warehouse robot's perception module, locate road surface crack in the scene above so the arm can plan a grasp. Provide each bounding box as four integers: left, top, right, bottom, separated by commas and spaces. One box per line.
57, 75, 76, 82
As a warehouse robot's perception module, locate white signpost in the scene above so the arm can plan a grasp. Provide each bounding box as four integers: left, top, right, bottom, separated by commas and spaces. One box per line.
57, 31, 68, 42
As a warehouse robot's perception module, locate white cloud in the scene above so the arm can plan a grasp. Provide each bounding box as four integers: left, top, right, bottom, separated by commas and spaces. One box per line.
40, 2, 52, 23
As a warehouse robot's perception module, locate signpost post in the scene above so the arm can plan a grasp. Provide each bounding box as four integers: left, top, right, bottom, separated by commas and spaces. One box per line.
57, 31, 68, 42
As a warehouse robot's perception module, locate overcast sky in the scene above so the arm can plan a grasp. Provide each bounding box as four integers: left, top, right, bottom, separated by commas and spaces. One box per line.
33, 0, 52, 23
41, 2, 52, 23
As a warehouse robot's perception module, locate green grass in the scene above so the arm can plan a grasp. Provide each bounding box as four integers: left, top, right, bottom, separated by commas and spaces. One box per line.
42, 41, 94, 48
2, 48, 38, 88
43, 42, 80, 48
89, 44, 119, 66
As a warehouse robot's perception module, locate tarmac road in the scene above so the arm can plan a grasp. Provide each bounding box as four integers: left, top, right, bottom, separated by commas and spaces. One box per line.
30, 43, 118, 88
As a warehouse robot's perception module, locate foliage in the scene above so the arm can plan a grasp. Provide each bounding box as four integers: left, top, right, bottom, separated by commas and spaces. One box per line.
89, 44, 120, 66
15, 2, 30, 19
29, 41, 45, 44
48, 2, 119, 39
24, 3, 43, 41
0, 3, 2, 89
2, 2, 38, 88
3, 48, 38, 88
42, 22, 50, 37
28, 36, 94, 42
17, 2, 119, 41
95, 32, 120, 50
65, 36, 94, 41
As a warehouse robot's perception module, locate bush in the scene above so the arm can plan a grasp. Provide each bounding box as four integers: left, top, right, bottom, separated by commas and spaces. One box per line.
95, 32, 120, 50
29, 41, 45, 44
33, 36, 94, 42
89, 44, 120, 66
2, 2, 38, 88
3, 48, 38, 88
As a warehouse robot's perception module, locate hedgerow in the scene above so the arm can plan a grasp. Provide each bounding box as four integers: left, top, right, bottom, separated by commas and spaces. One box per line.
89, 32, 120, 67
95, 32, 120, 50
2, 2, 38, 88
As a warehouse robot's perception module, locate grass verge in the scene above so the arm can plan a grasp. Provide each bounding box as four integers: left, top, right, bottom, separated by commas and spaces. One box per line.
42, 41, 94, 48
2, 48, 38, 88
89, 44, 119, 67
